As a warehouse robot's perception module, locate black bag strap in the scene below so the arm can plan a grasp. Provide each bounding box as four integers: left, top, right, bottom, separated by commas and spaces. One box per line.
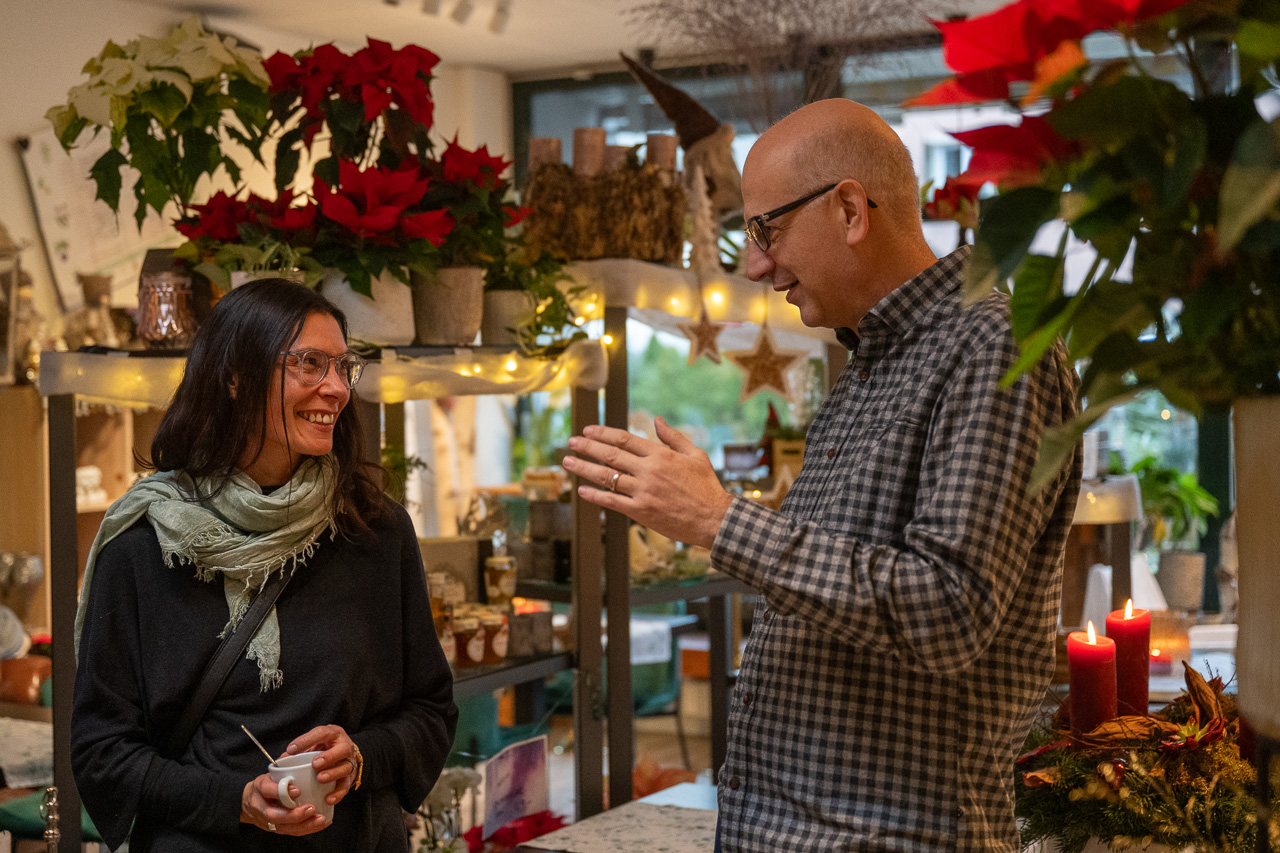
163, 566, 294, 758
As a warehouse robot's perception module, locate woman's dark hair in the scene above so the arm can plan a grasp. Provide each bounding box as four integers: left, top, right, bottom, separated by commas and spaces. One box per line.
150, 278, 387, 534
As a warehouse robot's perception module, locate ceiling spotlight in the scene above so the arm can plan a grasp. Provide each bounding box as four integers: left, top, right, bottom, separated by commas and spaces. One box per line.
489, 0, 512, 33
451, 0, 474, 23
421, 0, 441, 12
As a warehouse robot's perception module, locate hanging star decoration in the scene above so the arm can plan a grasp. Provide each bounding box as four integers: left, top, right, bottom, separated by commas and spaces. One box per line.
678, 304, 726, 365
725, 325, 807, 403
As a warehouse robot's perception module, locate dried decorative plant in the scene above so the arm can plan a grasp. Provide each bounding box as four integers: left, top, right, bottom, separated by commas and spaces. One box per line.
626, 0, 942, 126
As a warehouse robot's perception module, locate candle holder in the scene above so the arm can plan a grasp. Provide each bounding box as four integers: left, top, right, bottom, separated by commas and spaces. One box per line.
136, 271, 197, 349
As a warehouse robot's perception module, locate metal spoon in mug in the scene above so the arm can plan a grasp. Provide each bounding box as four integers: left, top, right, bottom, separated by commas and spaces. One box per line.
241, 725, 276, 764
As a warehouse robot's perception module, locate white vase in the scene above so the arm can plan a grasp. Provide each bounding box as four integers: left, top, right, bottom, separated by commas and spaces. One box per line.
410, 265, 484, 346
318, 268, 415, 346
1232, 394, 1280, 740
481, 290, 533, 346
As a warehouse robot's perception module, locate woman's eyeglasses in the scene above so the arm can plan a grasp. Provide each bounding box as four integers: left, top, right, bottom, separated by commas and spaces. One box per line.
281, 349, 367, 388
744, 182, 877, 252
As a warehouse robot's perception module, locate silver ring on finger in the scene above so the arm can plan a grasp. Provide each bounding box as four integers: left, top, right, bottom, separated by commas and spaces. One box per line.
608, 470, 622, 492
267, 822, 277, 833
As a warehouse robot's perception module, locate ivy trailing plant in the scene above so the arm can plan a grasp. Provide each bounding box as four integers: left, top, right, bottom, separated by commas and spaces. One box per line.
484, 244, 589, 359
913, 0, 1280, 488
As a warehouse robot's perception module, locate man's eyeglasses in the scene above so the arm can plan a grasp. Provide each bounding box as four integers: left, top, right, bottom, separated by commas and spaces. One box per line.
281, 349, 367, 388
744, 182, 878, 252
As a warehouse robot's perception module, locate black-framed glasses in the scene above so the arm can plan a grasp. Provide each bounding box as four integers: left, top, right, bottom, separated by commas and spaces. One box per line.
744, 182, 878, 252
281, 349, 367, 388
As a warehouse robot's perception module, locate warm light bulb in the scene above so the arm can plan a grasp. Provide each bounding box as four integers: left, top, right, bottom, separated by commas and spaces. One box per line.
669, 297, 682, 311
751, 490, 761, 498
536, 304, 546, 314
504, 358, 518, 371
1086, 620, 1097, 644
1161, 408, 1171, 420
574, 317, 585, 326
472, 364, 482, 374
601, 334, 614, 345
708, 289, 725, 306
1124, 599, 1133, 619
584, 301, 597, 314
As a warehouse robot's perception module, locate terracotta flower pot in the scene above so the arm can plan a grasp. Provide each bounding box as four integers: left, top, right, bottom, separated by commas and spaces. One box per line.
411, 266, 484, 346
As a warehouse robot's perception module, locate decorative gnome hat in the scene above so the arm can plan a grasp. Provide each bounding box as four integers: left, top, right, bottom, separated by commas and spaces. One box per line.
620, 53, 743, 220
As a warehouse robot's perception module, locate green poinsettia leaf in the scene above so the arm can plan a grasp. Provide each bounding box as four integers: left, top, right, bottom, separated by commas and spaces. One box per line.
1162, 117, 1207, 209
136, 83, 189, 128
1010, 253, 1066, 342
1070, 195, 1138, 264
966, 186, 1061, 302
274, 126, 305, 195
1066, 278, 1153, 361
88, 147, 127, 212
1217, 116, 1280, 252
1236, 19, 1280, 62
1051, 75, 1191, 150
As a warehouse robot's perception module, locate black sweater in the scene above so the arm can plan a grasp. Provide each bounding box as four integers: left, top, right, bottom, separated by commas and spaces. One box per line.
72, 499, 457, 852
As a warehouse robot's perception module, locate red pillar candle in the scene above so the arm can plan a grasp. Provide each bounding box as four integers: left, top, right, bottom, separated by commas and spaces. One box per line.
1105, 599, 1151, 716
1067, 621, 1118, 738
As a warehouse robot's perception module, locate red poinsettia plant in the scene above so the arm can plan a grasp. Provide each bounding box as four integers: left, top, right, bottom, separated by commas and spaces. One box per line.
910, 0, 1280, 487
174, 37, 528, 296
422, 137, 530, 268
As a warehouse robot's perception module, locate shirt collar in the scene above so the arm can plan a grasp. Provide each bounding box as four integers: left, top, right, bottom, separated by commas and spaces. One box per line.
836, 245, 972, 349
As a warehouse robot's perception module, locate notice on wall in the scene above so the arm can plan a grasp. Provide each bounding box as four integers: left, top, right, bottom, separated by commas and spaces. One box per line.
482, 734, 549, 839
19, 124, 178, 312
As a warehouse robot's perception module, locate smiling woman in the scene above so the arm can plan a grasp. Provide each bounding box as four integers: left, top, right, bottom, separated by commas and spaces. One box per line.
70, 278, 457, 853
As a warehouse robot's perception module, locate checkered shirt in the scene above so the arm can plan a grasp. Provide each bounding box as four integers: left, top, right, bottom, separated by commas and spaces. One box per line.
711, 247, 1082, 852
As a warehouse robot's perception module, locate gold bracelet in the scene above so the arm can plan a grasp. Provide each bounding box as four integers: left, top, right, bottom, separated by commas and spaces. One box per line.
350, 742, 364, 791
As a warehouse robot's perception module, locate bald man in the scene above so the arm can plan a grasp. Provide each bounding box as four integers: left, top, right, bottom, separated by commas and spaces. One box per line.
564, 99, 1081, 852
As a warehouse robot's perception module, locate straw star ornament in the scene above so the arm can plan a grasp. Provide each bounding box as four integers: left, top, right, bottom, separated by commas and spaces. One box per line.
678, 306, 726, 365
725, 325, 806, 403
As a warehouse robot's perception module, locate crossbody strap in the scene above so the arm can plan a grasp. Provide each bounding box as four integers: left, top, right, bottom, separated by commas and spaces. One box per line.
163, 566, 295, 758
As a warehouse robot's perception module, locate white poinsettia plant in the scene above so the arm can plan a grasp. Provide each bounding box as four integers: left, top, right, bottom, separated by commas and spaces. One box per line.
46, 16, 270, 227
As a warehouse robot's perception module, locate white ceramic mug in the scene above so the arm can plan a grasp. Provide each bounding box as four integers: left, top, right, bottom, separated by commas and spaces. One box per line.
268, 751, 336, 823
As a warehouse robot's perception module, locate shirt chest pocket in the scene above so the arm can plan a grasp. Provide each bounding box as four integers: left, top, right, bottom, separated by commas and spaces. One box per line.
807, 413, 928, 529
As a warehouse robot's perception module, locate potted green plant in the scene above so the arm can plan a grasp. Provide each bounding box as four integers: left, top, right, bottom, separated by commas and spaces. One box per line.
480, 244, 574, 348
482, 246, 587, 357
917, 0, 1280, 740
1129, 454, 1220, 611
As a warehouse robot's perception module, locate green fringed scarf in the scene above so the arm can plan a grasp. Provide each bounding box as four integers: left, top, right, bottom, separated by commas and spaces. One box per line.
74, 456, 337, 691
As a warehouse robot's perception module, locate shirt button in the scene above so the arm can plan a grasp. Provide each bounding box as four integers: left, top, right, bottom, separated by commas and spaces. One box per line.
826, 448, 835, 459
741, 691, 752, 707
728, 776, 740, 790
761, 609, 772, 623
858, 370, 870, 382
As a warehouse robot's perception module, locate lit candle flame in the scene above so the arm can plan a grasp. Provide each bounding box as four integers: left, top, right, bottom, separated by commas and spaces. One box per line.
1124, 599, 1133, 619
1086, 620, 1097, 644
